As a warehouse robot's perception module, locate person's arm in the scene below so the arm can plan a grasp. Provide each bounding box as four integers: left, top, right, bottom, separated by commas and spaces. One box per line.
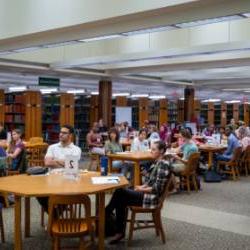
223, 137, 233, 156
8, 147, 22, 159
44, 146, 64, 168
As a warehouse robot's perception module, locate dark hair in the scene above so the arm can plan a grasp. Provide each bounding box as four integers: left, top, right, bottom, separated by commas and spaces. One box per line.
61, 124, 74, 134
0, 122, 4, 127
180, 129, 192, 139
185, 127, 193, 136
154, 140, 167, 154
139, 128, 147, 135
10, 129, 23, 147
108, 127, 120, 143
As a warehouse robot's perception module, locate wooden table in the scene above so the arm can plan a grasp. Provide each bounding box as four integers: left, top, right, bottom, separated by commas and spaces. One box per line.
0, 172, 128, 250
107, 151, 154, 186
199, 144, 227, 169
23, 142, 48, 148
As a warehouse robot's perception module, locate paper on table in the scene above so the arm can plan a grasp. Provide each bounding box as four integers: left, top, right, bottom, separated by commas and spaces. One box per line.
92, 176, 120, 184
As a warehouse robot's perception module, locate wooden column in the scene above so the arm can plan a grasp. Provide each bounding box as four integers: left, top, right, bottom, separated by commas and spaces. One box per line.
60, 93, 74, 127
221, 102, 227, 127
139, 97, 149, 128
208, 102, 214, 125
184, 87, 195, 122
194, 100, 201, 122
24, 91, 42, 140
0, 90, 4, 125
233, 103, 239, 123
90, 95, 99, 127
159, 99, 168, 125
244, 103, 249, 126
177, 100, 184, 123
116, 96, 127, 107
98, 80, 112, 128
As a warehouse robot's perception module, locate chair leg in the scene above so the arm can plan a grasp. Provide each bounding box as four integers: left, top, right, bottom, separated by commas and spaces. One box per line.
79, 237, 85, 250
186, 177, 191, 193
192, 175, 198, 192
41, 207, 45, 227
245, 162, 248, 176
0, 210, 5, 243
128, 211, 136, 245
54, 237, 60, 250
232, 167, 236, 181
152, 212, 159, 236
156, 211, 165, 244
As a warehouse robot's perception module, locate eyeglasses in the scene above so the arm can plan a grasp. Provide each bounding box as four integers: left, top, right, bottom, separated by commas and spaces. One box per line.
60, 131, 70, 135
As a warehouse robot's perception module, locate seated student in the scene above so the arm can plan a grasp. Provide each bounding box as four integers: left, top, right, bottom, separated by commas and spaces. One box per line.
37, 125, 81, 212
7, 129, 25, 171
148, 124, 160, 146
171, 129, 198, 173
119, 122, 128, 139
98, 118, 108, 133
202, 124, 215, 137
131, 129, 149, 152
105, 141, 172, 244
86, 127, 105, 155
214, 125, 240, 164
238, 126, 250, 151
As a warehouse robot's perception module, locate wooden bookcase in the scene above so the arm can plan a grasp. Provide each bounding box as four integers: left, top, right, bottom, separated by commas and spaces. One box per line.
244, 103, 249, 126
90, 95, 99, 127
0, 90, 4, 124
233, 103, 239, 123
207, 102, 214, 125
5, 91, 42, 140
148, 100, 159, 126
60, 93, 74, 126
221, 102, 227, 127
130, 99, 139, 130
138, 98, 149, 128
159, 99, 168, 125
177, 100, 184, 123
168, 101, 177, 124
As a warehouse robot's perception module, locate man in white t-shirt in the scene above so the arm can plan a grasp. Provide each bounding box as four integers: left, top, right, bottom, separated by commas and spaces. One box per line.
45, 125, 81, 168
38, 125, 81, 212
131, 129, 149, 152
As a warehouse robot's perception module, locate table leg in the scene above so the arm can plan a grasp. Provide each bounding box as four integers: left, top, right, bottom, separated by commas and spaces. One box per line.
98, 192, 105, 250
14, 195, 22, 250
108, 157, 112, 173
134, 161, 141, 186
208, 152, 213, 170
24, 197, 30, 237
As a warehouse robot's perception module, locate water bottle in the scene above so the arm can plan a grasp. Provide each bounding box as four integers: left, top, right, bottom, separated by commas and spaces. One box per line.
100, 156, 108, 176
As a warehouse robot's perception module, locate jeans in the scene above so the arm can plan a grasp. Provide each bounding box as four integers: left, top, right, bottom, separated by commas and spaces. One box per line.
214, 154, 230, 171
106, 188, 143, 234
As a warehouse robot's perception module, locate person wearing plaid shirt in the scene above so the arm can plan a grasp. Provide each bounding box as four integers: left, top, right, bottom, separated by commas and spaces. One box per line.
105, 140, 171, 244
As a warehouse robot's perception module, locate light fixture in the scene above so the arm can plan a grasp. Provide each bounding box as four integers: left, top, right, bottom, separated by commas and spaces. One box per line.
12, 47, 41, 53
42, 41, 79, 48
225, 100, 241, 104
91, 91, 99, 95
112, 93, 130, 97
241, 13, 250, 18
222, 88, 250, 91
0, 51, 13, 56
9, 86, 27, 92
79, 34, 122, 42
175, 15, 243, 28
149, 95, 166, 100
67, 89, 85, 94
122, 26, 175, 36
131, 94, 149, 98
40, 88, 58, 94
201, 99, 221, 103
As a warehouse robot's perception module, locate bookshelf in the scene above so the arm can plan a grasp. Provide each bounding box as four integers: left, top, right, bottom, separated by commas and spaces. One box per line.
42, 94, 60, 144
244, 103, 249, 126
138, 97, 149, 128
214, 103, 221, 126
221, 102, 227, 127
239, 104, 244, 122
112, 98, 116, 126
0, 90, 4, 124
90, 95, 98, 127
74, 95, 90, 149
148, 100, 159, 126
177, 100, 184, 123
159, 99, 168, 125
168, 101, 177, 124
129, 99, 139, 130
226, 104, 233, 124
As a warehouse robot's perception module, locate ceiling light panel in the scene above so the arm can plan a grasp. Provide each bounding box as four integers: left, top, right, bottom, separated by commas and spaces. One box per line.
122, 26, 176, 36
79, 34, 122, 42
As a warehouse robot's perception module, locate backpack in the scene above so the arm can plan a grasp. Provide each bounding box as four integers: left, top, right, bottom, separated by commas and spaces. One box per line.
204, 169, 221, 182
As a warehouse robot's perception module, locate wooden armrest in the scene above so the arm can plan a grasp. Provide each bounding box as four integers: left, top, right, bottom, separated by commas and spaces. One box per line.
129, 206, 155, 213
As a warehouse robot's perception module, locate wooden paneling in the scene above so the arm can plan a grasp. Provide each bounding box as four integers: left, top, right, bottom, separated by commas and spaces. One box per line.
221, 102, 227, 127
139, 97, 149, 128
98, 80, 112, 128
60, 93, 74, 127
159, 99, 168, 125
116, 96, 127, 107
177, 100, 184, 123
184, 87, 195, 121
90, 95, 99, 127
233, 103, 239, 123
0, 90, 4, 125
24, 91, 42, 140
244, 103, 249, 126
194, 100, 201, 121
208, 102, 214, 125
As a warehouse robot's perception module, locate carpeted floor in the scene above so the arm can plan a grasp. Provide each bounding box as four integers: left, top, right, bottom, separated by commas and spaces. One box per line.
1, 176, 250, 250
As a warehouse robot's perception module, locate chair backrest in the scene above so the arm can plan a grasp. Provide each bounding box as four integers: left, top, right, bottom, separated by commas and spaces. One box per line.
28, 145, 48, 167
157, 172, 175, 209
184, 152, 200, 174
242, 145, 250, 160
48, 195, 91, 235
29, 137, 43, 144
231, 147, 242, 163
17, 149, 28, 173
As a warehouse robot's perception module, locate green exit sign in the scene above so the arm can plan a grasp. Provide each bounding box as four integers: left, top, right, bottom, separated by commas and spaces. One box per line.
39, 77, 60, 87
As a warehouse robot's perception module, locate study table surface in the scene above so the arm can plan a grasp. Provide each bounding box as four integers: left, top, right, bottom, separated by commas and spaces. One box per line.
107, 151, 154, 186
198, 144, 227, 169
0, 172, 128, 250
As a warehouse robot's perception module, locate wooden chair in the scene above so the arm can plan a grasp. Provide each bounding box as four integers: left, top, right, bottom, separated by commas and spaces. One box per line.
29, 137, 43, 144
7, 149, 28, 175
218, 147, 242, 181
178, 152, 200, 193
48, 194, 94, 250
239, 145, 250, 176
0, 203, 5, 243
127, 173, 175, 245
28, 145, 48, 167
88, 152, 100, 171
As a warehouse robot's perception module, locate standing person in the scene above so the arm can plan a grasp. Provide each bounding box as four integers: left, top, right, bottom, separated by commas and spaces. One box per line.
105, 141, 172, 244
131, 129, 149, 152
7, 129, 25, 171
38, 125, 81, 212
86, 127, 105, 155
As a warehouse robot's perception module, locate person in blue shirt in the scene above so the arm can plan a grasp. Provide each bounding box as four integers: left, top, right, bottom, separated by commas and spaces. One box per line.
214, 125, 240, 165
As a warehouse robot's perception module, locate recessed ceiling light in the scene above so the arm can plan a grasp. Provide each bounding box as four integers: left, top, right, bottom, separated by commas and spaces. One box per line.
225, 100, 241, 104
79, 34, 122, 42
40, 88, 58, 94
201, 99, 221, 103
241, 13, 250, 18
222, 88, 250, 91
149, 95, 166, 100
122, 26, 175, 36
0, 51, 13, 56
12, 47, 41, 53
9, 86, 27, 92
67, 89, 85, 94
91, 91, 99, 95
131, 94, 149, 98
112, 93, 130, 97
42, 41, 78, 48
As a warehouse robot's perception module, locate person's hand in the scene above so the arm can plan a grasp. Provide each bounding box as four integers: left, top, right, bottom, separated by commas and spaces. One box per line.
173, 154, 181, 160
134, 185, 143, 192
